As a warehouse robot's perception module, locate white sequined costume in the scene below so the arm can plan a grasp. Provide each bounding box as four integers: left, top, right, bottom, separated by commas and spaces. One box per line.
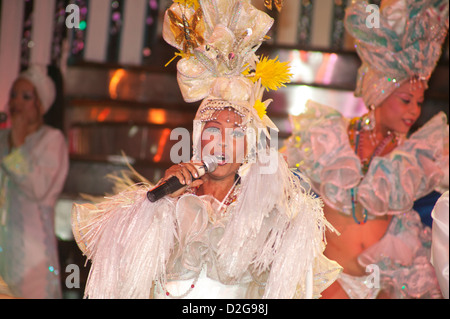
72, 0, 342, 299
72, 152, 341, 299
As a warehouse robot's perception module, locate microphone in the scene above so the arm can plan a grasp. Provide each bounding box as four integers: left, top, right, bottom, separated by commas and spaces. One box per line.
147, 155, 218, 202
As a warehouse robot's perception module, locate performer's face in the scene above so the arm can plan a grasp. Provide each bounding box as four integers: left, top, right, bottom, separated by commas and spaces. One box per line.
201, 108, 246, 180
376, 80, 424, 135
8, 79, 42, 126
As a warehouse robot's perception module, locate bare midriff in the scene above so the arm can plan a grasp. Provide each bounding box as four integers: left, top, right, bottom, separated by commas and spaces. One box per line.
320, 204, 392, 299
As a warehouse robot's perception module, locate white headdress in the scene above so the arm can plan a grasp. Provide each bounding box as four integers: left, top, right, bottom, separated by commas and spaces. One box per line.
72, 2, 342, 299
18, 64, 56, 114
163, 0, 292, 164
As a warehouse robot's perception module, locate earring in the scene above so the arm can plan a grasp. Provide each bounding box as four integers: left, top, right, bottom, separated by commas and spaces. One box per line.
362, 104, 376, 131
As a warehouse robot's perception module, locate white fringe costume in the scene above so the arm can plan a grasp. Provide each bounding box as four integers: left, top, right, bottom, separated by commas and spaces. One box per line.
72, 152, 341, 299
72, 0, 342, 299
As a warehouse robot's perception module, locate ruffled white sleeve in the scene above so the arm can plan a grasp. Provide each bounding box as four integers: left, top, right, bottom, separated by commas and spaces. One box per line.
358, 112, 448, 215
285, 100, 362, 214
286, 100, 449, 217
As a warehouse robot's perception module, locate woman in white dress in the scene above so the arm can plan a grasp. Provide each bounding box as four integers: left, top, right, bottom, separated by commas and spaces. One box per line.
71, 0, 342, 299
0, 65, 69, 298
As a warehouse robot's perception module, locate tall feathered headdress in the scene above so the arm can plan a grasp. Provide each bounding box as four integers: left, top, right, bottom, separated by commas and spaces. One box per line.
162, 0, 291, 160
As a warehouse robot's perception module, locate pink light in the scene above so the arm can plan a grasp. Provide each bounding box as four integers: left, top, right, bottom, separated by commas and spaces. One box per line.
321, 53, 338, 85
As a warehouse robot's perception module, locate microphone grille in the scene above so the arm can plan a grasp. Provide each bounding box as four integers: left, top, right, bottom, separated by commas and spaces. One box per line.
203, 155, 218, 173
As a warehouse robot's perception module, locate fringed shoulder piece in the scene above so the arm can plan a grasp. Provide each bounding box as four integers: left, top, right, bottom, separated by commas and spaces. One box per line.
216, 151, 342, 298
72, 186, 177, 298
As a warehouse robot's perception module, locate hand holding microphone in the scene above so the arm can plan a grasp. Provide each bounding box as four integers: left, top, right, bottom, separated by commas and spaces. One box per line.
147, 155, 218, 202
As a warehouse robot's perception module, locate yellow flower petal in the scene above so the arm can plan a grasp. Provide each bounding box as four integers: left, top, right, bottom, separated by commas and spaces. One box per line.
254, 100, 267, 120
251, 56, 292, 91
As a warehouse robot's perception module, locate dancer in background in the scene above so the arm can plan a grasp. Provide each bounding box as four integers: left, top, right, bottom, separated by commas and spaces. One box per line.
0, 65, 69, 298
72, 0, 341, 299
285, 0, 449, 298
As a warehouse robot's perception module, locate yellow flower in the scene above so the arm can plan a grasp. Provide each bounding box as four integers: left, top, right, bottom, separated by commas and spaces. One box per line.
173, 0, 200, 9
250, 56, 292, 91
254, 100, 267, 120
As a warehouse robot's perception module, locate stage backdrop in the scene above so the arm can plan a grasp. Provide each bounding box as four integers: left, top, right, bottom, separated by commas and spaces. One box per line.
0, 0, 360, 113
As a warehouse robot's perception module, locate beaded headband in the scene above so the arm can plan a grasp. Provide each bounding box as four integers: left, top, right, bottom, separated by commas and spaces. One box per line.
197, 99, 248, 127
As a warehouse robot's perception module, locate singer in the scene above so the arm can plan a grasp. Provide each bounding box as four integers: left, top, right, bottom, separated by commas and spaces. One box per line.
72, 103, 341, 299
72, 0, 341, 299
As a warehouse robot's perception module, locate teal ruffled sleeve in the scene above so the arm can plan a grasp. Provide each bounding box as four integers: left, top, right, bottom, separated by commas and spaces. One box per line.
285, 100, 449, 217
358, 112, 448, 215
285, 100, 362, 215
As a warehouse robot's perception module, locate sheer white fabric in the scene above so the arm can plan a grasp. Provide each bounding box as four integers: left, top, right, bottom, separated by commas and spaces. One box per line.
72, 153, 342, 299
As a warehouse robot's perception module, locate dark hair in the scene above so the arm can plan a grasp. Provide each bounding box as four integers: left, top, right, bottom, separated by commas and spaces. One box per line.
43, 65, 65, 133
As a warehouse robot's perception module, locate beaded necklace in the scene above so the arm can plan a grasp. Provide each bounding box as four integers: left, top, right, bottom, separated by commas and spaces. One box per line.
160, 271, 201, 298
348, 117, 397, 224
